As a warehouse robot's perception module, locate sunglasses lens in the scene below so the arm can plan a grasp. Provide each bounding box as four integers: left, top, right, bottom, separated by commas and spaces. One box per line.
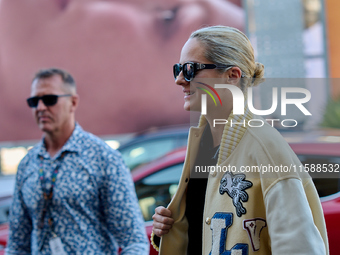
26, 95, 59, 108
173, 64, 181, 79
42, 95, 58, 106
183, 63, 195, 81
27, 97, 39, 108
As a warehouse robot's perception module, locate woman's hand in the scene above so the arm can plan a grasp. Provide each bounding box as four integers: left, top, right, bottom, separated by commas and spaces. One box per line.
152, 206, 175, 237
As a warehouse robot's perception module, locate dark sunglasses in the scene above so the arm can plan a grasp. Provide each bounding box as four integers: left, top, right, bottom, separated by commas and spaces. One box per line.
173, 62, 232, 82
27, 94, 72, 108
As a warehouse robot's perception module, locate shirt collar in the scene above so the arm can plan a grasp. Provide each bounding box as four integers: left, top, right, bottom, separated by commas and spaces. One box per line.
37, 123, 82, 159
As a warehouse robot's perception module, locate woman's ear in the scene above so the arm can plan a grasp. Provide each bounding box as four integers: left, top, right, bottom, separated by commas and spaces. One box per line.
223, 66, 242, 85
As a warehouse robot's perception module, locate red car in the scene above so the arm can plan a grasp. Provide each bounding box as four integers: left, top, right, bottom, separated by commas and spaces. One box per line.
0, 140, 339, 254
132, 141, 340, 255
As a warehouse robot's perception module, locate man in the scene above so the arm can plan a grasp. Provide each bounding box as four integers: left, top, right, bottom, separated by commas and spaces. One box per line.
6, 68, 149, 254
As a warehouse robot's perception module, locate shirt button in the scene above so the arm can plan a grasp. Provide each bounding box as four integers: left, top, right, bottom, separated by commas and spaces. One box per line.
205, 217, 211, 225
210, 171, 217, 177
194, 133, 199, 137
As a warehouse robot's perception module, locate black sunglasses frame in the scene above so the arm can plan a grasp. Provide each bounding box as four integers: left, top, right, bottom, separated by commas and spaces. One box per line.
27, 94, 72, 108
173, 62, 233, 82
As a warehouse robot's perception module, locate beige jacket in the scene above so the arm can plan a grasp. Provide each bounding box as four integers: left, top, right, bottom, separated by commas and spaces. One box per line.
154, 113, 328, 255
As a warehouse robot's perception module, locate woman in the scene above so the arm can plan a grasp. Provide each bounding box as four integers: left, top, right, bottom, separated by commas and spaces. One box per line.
151, 26, 328, 254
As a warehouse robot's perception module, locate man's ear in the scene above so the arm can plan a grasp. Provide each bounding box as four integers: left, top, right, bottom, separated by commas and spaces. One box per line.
223, 66, 242, 85
70, 94, 79, 112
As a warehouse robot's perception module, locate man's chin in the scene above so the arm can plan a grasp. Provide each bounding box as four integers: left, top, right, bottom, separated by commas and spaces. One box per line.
39, 123, 52, 133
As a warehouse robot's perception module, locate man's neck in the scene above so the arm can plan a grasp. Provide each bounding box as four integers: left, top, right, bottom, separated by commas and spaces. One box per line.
44, 124, 75, 158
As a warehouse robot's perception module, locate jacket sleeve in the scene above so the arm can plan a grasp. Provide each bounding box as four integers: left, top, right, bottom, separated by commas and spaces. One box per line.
248, 127, 329, 254
264, 178, 327, 255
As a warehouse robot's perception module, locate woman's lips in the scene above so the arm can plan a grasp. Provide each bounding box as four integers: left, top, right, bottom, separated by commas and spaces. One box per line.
184, 90, 195, 99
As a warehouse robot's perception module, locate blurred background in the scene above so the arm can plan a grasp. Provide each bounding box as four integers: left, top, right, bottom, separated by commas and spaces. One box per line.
0, 0, 340, 253
1, 0, 339, 178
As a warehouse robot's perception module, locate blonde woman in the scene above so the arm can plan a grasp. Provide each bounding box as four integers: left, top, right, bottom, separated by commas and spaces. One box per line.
151, 26, 328, 255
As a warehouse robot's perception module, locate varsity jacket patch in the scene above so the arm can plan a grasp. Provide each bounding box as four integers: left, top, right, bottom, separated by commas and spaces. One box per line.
219, 172, 253, 217
210, 213, 248, 255
243, 218, 267, 251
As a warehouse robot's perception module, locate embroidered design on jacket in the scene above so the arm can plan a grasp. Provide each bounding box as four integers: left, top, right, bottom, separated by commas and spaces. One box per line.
243, 218, 267, 251
219, 172, 253, 217
210, 213, 248, 255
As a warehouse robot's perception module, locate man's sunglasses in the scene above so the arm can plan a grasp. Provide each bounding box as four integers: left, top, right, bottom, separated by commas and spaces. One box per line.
173, 62, 232, 82
27, 94, 72, 108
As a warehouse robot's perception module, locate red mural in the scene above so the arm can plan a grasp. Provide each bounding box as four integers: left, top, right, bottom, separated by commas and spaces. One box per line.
0, 0, 243, 141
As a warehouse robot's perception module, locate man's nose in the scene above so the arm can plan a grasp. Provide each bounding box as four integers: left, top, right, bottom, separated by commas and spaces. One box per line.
36, 99, 47, 110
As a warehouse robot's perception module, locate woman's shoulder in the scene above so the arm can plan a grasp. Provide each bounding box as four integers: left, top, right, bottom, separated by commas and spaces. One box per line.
239, 120, 301, 167
245, 121, 289, 150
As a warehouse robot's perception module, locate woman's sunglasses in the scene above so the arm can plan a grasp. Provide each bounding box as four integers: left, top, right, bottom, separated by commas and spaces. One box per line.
173, 62, 232, 82
27, 94, 72, 108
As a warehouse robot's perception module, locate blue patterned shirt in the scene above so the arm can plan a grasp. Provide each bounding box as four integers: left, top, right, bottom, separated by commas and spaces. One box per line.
6, 124, 149, 255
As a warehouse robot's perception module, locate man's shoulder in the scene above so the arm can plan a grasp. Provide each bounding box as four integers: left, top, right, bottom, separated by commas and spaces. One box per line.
20, 143, 41, 162
76, 128, 120, 157
15, 143, 41, 179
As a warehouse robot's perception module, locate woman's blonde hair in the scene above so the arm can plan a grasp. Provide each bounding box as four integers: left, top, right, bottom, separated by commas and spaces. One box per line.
190, 26, 265, 89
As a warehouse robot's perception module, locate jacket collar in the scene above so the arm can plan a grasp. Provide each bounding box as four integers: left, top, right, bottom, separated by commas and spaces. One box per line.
197, 97, 253, 165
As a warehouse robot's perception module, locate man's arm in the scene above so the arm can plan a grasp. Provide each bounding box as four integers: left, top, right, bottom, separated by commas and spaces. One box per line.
102, 150, 149, 255
5, 159, 32, 255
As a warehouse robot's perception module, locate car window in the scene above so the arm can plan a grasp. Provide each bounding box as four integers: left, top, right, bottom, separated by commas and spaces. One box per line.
120, 138, 186, 170
297, 154, 340, 197
176, 135, 188, 148
135, 163, 183, 222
